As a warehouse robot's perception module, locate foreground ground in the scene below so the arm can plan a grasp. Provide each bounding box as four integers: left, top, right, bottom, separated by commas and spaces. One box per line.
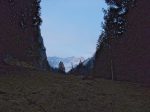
0, 71, 150, 112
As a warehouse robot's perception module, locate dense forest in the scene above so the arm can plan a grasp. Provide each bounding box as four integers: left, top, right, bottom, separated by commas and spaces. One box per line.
0, 0, 50, 72
94, 0, 150, 85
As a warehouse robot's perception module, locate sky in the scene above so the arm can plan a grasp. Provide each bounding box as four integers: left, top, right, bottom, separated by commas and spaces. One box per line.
40, 0, 107, 59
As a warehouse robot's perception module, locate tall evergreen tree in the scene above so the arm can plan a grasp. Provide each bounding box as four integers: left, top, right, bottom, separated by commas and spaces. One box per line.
58, 61, 65, 74
95, 0, 136, 80
97, 0, 136, 50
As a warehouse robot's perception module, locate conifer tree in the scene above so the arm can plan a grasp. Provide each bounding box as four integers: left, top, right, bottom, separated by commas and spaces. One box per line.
96, 0, 136, 80
58, 61, 65, 74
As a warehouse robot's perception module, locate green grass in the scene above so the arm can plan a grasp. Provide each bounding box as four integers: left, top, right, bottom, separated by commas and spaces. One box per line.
0, 71, 150, 112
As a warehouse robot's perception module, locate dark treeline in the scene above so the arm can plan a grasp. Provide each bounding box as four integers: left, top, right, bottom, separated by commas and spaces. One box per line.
68, 58, 94, 76
94, 0, 136, 79
0, 0, 50, 72
94, 0, 150, 85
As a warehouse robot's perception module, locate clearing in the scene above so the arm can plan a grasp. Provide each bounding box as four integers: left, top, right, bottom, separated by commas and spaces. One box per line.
0, 71, 150, 112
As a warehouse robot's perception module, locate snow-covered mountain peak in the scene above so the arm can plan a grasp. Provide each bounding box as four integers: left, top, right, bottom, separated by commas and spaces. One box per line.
48, 56, 85, 72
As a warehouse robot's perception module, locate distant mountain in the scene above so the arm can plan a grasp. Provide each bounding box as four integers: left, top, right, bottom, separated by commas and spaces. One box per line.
48, 56, 85, 72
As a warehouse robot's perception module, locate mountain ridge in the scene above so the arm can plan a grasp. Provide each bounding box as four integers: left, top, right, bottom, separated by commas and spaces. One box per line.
48, 56, 85, 72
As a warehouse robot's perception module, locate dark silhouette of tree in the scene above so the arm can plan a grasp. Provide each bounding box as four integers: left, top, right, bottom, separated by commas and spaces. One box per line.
32, 0, 42, 27
58, 61, 65, 74
68, 60, 84, 75
95, 0, 136, 80
78, 60, 84, 68
68, 58, 94, 76
97, 0, 136, 50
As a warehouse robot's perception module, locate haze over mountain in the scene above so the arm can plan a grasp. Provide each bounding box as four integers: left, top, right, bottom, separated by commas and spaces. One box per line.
48, 57, 85, 72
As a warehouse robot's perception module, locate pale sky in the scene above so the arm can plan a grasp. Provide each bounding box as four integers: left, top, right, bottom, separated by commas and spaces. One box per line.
40, 0, 107, 58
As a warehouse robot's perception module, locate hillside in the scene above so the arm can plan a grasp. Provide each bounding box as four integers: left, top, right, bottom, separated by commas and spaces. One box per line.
0, 71, 150, 112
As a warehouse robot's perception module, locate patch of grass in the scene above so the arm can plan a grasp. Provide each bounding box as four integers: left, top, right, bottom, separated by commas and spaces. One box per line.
0, 71, 150, 112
